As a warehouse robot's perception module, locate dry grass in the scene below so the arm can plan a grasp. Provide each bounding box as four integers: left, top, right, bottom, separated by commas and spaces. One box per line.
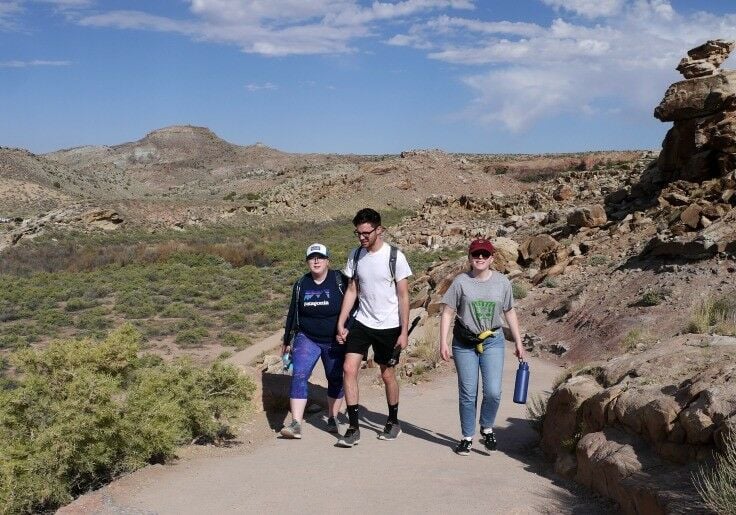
694, 433, 736, 514
620, 327, 656, 352
686, 294, 736, 336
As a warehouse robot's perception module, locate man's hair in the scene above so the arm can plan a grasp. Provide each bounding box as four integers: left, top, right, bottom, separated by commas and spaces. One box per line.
352, 208, 381, 227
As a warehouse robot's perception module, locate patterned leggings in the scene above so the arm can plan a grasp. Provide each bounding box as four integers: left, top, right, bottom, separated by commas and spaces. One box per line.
290, 332, 345, 399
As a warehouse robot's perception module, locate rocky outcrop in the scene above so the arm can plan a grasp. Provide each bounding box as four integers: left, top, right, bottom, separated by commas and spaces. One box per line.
540, 334, 735, 513
0, 204, 123, 252
654, 40, 736, 184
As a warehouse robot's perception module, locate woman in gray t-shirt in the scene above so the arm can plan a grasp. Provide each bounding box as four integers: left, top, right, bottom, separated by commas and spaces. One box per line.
439, 238, 525, 456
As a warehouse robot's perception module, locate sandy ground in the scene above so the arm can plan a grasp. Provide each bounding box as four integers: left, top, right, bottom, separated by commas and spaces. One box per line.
59, 331, 614, 515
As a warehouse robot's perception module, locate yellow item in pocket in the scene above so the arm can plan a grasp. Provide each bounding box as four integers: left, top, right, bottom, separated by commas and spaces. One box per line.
475, 330, 495, 353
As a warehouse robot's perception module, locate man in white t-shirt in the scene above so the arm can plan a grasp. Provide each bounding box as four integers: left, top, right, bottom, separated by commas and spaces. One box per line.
335, 208, 412, 447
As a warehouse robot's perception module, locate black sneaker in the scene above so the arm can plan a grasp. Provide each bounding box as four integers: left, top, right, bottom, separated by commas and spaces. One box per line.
455, 439, 472, 456
481, 430, 497, 451
336, 427, 361, 448
377, 421, 402, 440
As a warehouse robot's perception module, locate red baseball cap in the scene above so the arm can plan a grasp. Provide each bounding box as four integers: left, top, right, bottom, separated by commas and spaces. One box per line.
468, 238, 495, 255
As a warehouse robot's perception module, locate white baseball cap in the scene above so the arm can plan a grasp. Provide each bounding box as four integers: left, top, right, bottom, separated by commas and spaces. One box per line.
305, 243, 329, 259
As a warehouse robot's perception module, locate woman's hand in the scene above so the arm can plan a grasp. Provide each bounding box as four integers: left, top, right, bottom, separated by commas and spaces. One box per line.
514, 342, 525, 361
440, 342, 451, 362
281, 344, 290, 356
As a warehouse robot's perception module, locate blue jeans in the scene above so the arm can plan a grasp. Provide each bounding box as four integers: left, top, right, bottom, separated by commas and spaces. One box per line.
452, 330, 505, 438
290, 332, 345, 400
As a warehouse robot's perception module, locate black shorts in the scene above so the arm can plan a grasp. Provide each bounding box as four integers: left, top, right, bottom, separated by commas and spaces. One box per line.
345, 320, 401, 366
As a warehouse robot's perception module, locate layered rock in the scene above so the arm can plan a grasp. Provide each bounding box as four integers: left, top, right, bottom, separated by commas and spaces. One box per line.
654, 39, 736, 184
540, 334, 735, 513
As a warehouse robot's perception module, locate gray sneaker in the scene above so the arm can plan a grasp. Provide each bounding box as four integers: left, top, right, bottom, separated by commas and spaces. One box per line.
326, 416, 339, 434
336, 427, 361, 448
280, 420, 302, 439
377, 421, 402, 441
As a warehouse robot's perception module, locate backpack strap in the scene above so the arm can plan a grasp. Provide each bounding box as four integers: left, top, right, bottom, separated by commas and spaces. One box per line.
350, 247, 362, 283
388, 244, 398, 285
286, 274, 306, 342
334, 270, 346, 296
351, 245, 399, 285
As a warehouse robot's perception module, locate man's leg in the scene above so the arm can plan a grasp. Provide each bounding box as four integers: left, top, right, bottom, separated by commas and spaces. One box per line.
343, 352, 363, 427
380, 364, 399, 406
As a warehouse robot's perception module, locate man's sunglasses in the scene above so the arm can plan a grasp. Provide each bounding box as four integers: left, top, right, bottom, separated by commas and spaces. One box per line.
470, 250, 492, 259
353, 227, 378, 238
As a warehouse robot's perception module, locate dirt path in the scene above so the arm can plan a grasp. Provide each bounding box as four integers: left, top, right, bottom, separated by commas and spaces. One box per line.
60, 339, 611, 514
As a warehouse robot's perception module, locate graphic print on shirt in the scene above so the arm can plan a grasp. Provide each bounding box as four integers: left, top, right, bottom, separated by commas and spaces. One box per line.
304, 289, 330, 307
470, 300, 496, 328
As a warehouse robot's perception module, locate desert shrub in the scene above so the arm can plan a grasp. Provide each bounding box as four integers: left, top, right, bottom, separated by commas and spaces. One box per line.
620, 327, 655, 352
223, 191, 236, 201
220, 331, 252, 350
160, 302, 196, 319
686, 294, 736, 336
64, 297, 98, 312
588, 255, 607, 266
694, 433, 736, 514
409, 323, 440, 365
0, 325, 254, 513
512, 281, 529, 300
541, 276, 558, 288
640, 289, 664, 306
527, 394, 549, 434
175, 327, 209, 347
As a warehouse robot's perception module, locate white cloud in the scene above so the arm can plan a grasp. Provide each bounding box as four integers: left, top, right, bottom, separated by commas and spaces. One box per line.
0, 1, 21, 29
541, 0, 625, 18
0, 59, 72, 67
245, 82, 277, 92
392, 0, 736, 131
75, 0, 474, 57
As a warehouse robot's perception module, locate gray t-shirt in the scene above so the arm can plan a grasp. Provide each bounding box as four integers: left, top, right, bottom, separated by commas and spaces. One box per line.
440, 271, 514, 334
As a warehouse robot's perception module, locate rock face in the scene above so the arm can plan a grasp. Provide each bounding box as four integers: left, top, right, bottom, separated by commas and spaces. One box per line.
654, 40, 736, 184
540, 335, 734, 513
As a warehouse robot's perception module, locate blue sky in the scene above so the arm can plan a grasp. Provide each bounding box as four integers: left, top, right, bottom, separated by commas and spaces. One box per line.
2, 1, 736, 155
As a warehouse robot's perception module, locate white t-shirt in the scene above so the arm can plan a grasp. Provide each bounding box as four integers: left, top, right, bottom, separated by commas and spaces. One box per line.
343, 242, 412, 329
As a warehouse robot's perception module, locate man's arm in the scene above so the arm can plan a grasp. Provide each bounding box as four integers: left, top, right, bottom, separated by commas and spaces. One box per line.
395, 278, 410, 349
336, 278, 358, 344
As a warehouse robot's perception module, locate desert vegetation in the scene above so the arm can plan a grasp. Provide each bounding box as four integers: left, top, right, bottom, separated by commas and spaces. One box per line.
0, 325, 254, 514
694, 434, 736, 514
0, 210, 443, 358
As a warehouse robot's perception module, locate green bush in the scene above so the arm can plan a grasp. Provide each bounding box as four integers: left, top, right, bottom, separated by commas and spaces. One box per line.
175, 327, 209, 347
512, 281, 529, 300
220, 331, 252, 350
0, 325, 254, 513
588, 255, 607, 266
640, 290, 664, 306
694, 433, 736, 514
541, 276, 558, 288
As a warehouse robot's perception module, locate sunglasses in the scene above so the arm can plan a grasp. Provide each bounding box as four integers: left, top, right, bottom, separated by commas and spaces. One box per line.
307, 254, 327, 261
353, 227, 378, 238
470, 250, 492, 259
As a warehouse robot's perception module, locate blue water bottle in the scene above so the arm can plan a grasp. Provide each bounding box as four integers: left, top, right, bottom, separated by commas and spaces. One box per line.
513, 360, 529, 404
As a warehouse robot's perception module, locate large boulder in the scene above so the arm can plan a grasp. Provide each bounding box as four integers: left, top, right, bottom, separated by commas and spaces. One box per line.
654, 70, 736, 122
566, 205, 607, 228
519, 234, 558, 263
541, 375, 602, 459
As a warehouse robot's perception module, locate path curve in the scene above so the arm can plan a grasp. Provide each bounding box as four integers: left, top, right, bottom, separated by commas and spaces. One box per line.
60, 340, 610, 514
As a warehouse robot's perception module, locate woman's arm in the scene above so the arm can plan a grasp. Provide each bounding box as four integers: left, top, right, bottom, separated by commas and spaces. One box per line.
439, 304, 456, 361
504, 307, 525, 360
